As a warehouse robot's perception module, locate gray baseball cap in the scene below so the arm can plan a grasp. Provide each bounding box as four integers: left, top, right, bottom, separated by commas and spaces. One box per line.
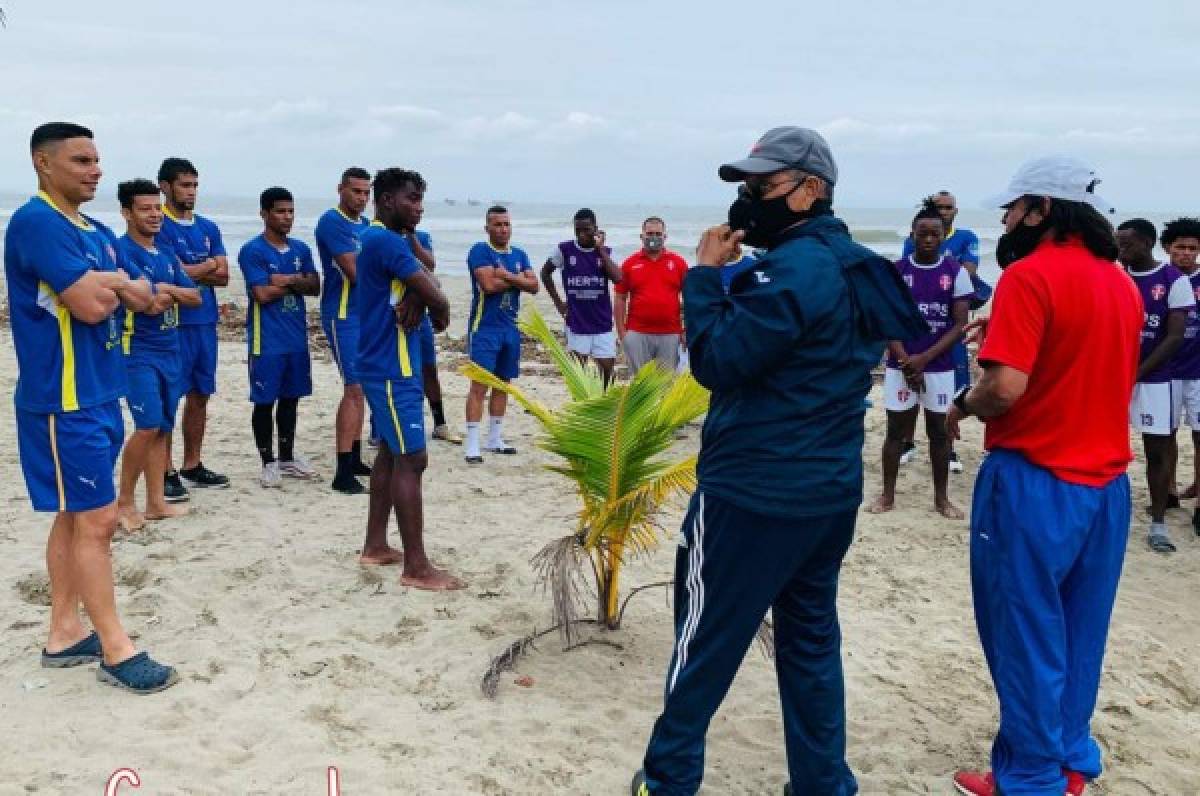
718, 126, 838, 185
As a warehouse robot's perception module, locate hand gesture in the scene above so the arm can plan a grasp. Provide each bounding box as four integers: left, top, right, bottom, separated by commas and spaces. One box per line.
696, 225, 745, 267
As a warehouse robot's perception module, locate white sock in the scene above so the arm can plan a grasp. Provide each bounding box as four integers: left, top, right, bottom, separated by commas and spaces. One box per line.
465, 422, 481, 457
488, 416, 504, 449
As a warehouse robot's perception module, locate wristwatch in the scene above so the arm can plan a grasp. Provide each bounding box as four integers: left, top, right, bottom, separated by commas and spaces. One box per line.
953, 386, 972, 416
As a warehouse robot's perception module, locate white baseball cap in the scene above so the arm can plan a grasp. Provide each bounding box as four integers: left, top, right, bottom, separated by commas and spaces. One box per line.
984, 155, 1114, 214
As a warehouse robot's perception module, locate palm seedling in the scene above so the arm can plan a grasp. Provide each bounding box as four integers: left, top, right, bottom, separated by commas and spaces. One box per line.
461, 306, 708, 647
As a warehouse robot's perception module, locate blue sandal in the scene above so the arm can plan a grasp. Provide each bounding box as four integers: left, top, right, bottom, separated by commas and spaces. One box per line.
42, 631, 102, 668
96, 651, 180, 695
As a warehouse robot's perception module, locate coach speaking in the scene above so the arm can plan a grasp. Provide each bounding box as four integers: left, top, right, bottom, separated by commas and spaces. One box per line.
631, 127, 927, 796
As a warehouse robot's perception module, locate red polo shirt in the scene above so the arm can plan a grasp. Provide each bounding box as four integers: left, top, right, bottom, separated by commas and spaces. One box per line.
978, 238, 1142, 486
615, 250, 688, 334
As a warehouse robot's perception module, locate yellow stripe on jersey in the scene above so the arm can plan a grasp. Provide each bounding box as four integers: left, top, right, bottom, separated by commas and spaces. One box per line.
122, 311, 135, 355
471, 290, 486, 334
38, 281, 80, 411
37, 190, 93, 230
390, 278, 412, 378
334, 205, 360, 223
48, 415, 66, 511
252, 302, 262, 356
385, 380, 407, 455
338, 277, 350, 320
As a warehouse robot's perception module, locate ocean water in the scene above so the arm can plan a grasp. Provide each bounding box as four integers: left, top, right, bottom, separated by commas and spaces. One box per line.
0, 191, 1185, 303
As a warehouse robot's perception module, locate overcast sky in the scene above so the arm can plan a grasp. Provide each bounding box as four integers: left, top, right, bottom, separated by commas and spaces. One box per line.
1, 1, 1197, 209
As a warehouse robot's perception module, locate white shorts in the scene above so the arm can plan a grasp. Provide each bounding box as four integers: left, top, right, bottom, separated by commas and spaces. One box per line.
1172, 379, 1200, 430
567, 330, 617, 359
883, 368, 955, 413
1131, 381, 1177, 435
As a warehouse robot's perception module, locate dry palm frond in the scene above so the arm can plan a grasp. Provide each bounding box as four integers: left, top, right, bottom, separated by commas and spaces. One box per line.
530, 535, 591, 645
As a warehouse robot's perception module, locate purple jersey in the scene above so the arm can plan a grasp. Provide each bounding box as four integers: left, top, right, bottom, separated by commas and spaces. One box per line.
1126, 262, 1195, 383
1174, 271, 1200, 380
549, 240, 614, 334
887, 255, 975, 372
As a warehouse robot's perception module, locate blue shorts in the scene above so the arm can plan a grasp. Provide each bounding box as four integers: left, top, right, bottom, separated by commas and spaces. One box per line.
362, 379, 425, 455
249, 351, 313, 404
16, 401, 123, 512
469, 325, 521, 381
322, 316, 360, 386
419, 315, 437, 370
178, 324, 218, 396
125, 358, 181, 432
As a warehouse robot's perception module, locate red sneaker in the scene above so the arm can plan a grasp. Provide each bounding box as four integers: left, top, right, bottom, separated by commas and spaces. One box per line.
1065, 769, 1087, 795
953, 770, 996, 795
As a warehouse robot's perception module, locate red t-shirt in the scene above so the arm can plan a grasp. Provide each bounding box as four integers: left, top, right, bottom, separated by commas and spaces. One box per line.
615, 250, 688, 334
979, 239, 1143, 486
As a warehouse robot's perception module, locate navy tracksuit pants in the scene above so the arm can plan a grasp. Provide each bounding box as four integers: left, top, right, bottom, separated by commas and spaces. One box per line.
642, 491, 859, 795
970, 450, 1130, 795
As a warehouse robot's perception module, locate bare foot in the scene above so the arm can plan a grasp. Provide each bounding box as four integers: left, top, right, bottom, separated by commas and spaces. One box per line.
866, 495, 894, 514
936, 499, 965, 520
401, 567, 467, 591
359, 547, 404, 566
145, 504, 189, 521
117, 507, 146, 532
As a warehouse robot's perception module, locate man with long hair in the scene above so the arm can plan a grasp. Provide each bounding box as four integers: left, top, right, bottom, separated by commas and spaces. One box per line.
947, 157, 1142, 796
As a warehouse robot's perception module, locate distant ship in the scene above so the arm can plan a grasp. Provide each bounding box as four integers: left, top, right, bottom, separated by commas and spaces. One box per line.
443, 198, 458, 206
467, 198, 481, 207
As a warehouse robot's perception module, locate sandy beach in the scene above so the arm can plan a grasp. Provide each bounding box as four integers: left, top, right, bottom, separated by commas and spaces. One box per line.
1, 274, 1197, 795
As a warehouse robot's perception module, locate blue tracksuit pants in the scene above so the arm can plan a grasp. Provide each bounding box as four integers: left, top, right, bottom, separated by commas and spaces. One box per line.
970, 449, 1130, 795
642, 491, 859, 795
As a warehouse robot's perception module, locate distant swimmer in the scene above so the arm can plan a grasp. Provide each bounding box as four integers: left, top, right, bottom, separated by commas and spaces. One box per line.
316, 167, 373, 494
114, 179, 202, 531
615, 216, 689, 374
869, 198, 973, 520
237, 187, 322, 488
1119, 218, 1194, 553
156, 157, 231, 500
7, 122, 177, 693
1160, 218, 1200, 531
464, 205, 539, 463
355, 167, 464, 588
541, 208, 621, 383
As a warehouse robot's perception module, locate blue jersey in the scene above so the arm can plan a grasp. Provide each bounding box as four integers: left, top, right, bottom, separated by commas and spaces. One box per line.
356, 222, 423, 382
156, 210, 226, 326
720, 253, 759, 294
467, 242, 531, 335
117, 236, 195, 361
238, 235, 317, 356
315, 207, 369, 323
4, 193, 135, 413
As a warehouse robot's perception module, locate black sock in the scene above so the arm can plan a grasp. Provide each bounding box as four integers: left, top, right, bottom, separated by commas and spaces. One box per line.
252, 403, 275, 465
334, 451, 354, 482
430, 400, 446, 427
276, 398, 298, 462
351, 439, 372, 475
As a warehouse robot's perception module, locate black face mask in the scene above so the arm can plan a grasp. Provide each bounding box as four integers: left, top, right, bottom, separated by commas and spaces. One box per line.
995, 205, 1049, 268
728, 184, 831, 248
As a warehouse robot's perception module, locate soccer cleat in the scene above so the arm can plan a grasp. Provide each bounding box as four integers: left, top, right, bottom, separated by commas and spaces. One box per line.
259, 462, 283, 488
899, 442, 917, 465
953, 770, 995, 796
278, 457, 318, 479
949, 450, 965, 473
179, 463, 230, 489
432, 424, 463, 444
164, 471, 190, 503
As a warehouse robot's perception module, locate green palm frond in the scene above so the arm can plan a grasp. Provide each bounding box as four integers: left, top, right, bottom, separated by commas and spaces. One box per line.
459, 361, 555, 427
517, 308, 605, 402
